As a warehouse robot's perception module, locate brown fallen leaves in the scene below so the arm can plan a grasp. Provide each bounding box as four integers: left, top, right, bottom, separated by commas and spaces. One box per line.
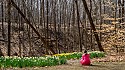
91, 54, 125, 62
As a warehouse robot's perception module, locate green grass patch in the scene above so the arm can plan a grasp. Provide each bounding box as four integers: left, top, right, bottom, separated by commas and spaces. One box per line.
88, 51, 105, 59
0, 56, 66, 68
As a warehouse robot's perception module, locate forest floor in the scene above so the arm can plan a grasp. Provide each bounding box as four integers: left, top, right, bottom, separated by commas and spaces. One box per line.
4, 54, 125, 70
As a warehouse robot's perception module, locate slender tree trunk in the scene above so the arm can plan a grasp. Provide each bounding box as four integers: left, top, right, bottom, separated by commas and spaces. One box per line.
63, 0, 66, 52
115, 0, 118, 53
59, 0, 62, 53
72, 1, 75, 51
40, 0, 42, 26
122, 0, 124, 22
46, 0, 49, 54
8, 0, 11, 56
1, 2, 5, 39
82, 0, 104, 51
75, 1, 82, 52
103, 0, 105, 23
99, 0, 102, 41
118, 0, 121, 23
0, 2, 4, 56
90, 0, 93, 50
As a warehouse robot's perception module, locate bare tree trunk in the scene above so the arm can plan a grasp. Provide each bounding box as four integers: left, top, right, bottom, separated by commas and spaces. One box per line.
82, 0, 104, 51
115, 0, 118, 53
0, 2, 4, 56
72, 1, 75, 51
63, 0, 66, 52
8, 0, 11, 56
46, 0, 49, 54
118, 0, 121, 23
75, 1, 82, 52
59, 0, 62, 53
103, 0, 105, 23
122, 0, 124, 22
90, 0, 93, 50
1, 2, 5, 40
53, 0, 58, 53
99, 0, 102, 41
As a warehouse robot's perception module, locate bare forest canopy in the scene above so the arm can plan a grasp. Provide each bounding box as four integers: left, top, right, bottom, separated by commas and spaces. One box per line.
0, 0, 125, 56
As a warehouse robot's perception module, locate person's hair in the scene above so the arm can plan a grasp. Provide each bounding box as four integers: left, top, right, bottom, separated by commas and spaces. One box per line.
84, 50, 87, 55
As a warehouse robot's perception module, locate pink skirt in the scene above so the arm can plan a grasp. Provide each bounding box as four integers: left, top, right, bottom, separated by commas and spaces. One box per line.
80, 59, 90, 65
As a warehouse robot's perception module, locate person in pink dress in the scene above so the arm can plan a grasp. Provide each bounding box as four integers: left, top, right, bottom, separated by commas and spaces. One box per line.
80, 50, 91, 65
